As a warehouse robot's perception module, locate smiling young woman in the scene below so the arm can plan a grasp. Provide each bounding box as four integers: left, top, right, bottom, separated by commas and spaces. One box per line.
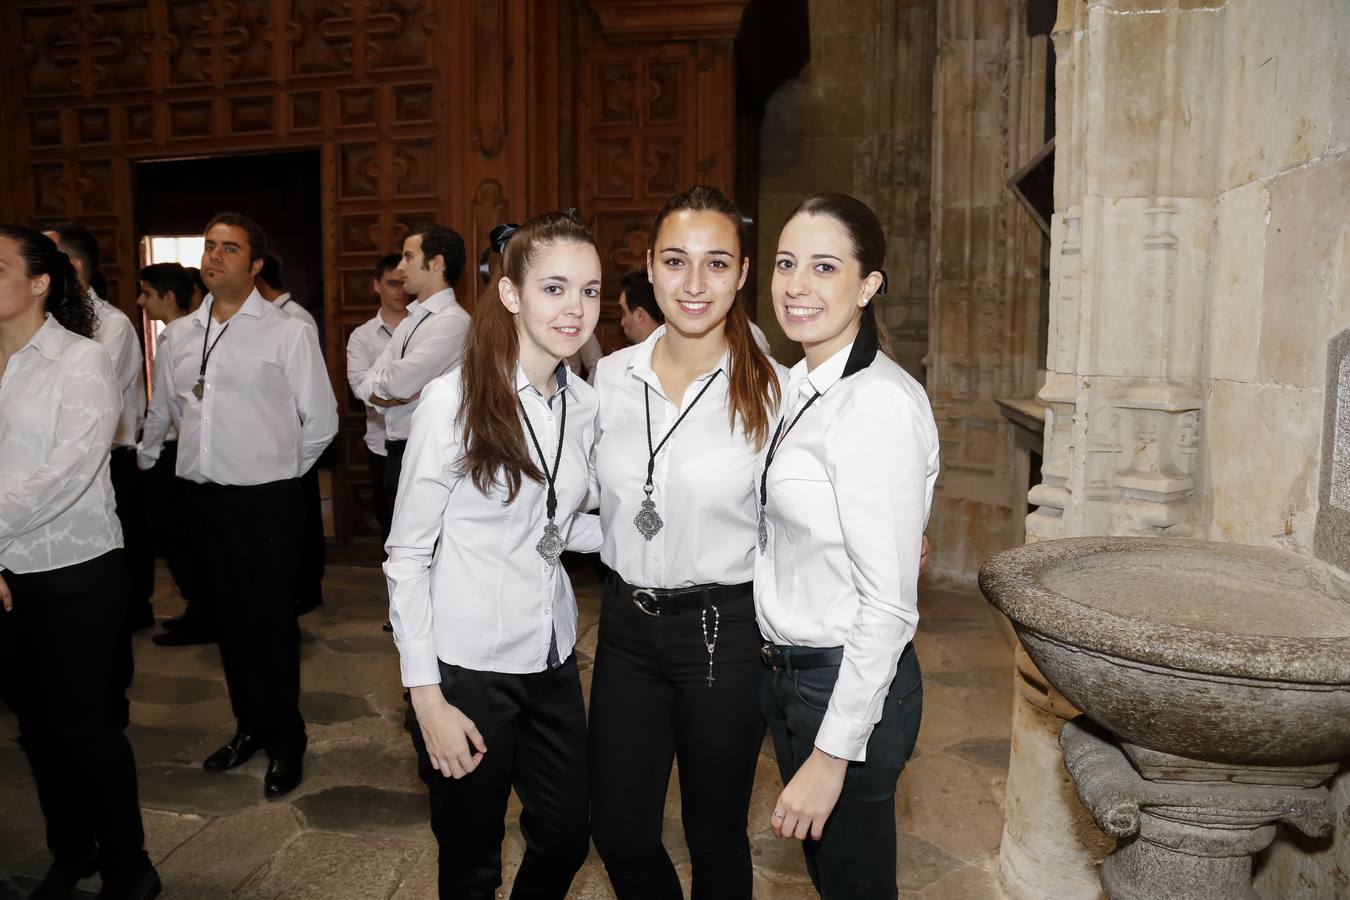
588, 186, 783, 900
755, 194, 940, 899
385, 211, 604, 899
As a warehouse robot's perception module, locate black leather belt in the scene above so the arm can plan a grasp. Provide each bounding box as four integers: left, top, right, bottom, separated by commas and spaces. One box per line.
607, 572, 750, 617
760, 644, 845, 671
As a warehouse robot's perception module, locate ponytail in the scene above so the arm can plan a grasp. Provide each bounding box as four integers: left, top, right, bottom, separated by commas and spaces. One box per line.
0, 225, 97, 339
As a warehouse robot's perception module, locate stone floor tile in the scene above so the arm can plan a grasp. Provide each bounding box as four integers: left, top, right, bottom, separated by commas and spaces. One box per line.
900, 753, 1006, 864
143, 809, 211, 864
128, 672, 226, 706
293, 785, 429, 839
389, 848, 437, 899
156, 804, 305, 897
916, 861, 1003, 898
946, 736, 1012, 770
126, 723, 218, 766
137, 763, 265, 817
236, 831, 421, 899
897, 831, 964, 890
302, 690, 379, 726
0, 785, 45, 869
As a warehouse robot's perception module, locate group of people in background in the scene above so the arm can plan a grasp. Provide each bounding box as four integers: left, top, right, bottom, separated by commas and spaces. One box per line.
0, 183, 938, 900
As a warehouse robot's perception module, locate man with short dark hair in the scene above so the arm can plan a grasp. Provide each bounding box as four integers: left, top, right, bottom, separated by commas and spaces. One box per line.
139, 211, 338, 798
617, 268, 664, 345
357, 224, 470, 526
256, 252, 318, 330
346, 254, 409, 540
136, 264, 211, 648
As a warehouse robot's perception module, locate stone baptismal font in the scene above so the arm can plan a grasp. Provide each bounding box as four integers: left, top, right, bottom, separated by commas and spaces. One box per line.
980, 537, 1350, 899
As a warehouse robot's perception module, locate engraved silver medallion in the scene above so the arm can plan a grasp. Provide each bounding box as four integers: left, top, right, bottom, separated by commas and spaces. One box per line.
634, 497, 664, 540
192, 377, 205, 401
536, 522, 564, 566
757, 507, 769, 554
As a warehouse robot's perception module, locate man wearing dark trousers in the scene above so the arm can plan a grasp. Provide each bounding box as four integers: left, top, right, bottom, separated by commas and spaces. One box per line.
139, 212, 338, 798
136, 262, 212, 647
46, 222, 150, 733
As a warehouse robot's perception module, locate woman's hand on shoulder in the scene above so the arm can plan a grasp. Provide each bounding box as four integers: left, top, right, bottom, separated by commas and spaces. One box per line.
409, 684, 486, 779
771, 747, 848, 841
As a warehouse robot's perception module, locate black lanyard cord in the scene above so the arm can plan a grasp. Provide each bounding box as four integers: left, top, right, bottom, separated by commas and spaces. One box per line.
400, 312, 431, 358
199, 300, 231, 381
519, 389, 567, 522
642, 370, 722, 491
758, 390, 821, 507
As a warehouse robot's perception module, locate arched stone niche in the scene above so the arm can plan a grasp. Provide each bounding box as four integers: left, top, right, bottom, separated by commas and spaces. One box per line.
1315, 328, 1350, 570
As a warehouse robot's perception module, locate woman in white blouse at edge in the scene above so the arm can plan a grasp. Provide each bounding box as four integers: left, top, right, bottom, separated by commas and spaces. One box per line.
384, 211, 603, 900
0, 227, 160, 899
757, 194, 940, 900
588, 186, 784, 900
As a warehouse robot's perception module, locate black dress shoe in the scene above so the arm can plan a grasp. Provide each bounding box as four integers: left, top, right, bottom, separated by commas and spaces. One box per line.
28, 852, 98, 899
97, 860, 161, 900
151, 628, 216, 647
202, 733, 263, 772
264, 754, 304, 798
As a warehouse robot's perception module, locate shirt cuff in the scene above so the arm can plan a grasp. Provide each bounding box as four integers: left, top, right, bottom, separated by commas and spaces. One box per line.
397, 637, 442, 688
136, 447, 158, 471
814, 710, 873, 763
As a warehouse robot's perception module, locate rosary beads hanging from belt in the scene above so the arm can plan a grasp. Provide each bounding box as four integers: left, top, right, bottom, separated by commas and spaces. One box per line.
633, 372, 723, 540
757, 390, 822, 552
519, 389, 568, 566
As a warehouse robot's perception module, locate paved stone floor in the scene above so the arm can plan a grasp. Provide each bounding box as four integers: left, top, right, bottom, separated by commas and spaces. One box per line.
0, 562, 1012, 899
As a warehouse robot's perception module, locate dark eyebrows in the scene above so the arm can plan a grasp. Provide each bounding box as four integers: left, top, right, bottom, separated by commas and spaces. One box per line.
810, 253, 843, 262
658, 246, 734, 257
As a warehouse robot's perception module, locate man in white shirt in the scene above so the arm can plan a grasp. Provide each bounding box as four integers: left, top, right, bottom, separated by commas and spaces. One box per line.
357, 224, 470, 526
139, 212, 338, 798
256, 251, 325, 616
256, 252, 318, 329
345, 253, 408, 539
617, 267, 771, 355
47, 223, 152, 732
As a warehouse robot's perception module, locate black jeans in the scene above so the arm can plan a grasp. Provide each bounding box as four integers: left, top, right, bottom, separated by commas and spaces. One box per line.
109, 447, 153, 728
761, 643, 922, 900
0, 550, 151, 882
383, 438, 407, 529
588, 577, 764, 900
368, 448, 392, 541
409, 656, 589, 900
184, 478, 306, 758
146, 442, 208, 626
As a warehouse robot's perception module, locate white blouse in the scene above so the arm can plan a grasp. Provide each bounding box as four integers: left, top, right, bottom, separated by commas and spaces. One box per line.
345, 311, 397, 456
755, 339, 940, 762
0, 316, 122, 574
91, 292, 146, 449
385, 364, 602, 686
592, 326, 786, 589
272, 292, 318, 330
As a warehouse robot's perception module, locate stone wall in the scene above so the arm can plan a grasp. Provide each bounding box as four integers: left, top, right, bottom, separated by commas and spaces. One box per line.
754, 0, 936, 378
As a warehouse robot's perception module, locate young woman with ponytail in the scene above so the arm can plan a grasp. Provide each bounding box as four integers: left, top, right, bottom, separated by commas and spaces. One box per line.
0, 226, 160, 899
384, 211, 603, 899
756, 194, 939, 899
588, 186, 784, 899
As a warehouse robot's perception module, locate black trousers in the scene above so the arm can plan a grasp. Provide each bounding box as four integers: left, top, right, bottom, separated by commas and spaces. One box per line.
184, 478, 306, 758
409, 655, 590, 900
146, 442, 208, 627
382, 438, 407, 529
0, 551, 150, 882
109, 447, 153, 728
367, 448, 392, 541
297, 465, 326, 613
761, 643, 923, 900
588, 578, 764, 900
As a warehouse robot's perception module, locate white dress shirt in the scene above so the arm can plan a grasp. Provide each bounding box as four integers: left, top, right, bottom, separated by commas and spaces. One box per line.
0, 316, 122, 573
272, 291, 318, 330
91, 291, 146, 448
346, 311, 398, 455
755, 339, 940, 761
138, 316, 197, 464
385, 364, 602, 686
137, 289, 339, 485
357, 288, 470, 441
592, 326, 787, 589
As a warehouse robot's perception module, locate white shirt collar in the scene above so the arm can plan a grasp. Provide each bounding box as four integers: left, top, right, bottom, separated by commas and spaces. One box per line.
414, 287, 456, 316
625, 325, 730, 397
790, 339, 857, 398
23, 314, 67, 361
192, 288, 271, 326
514, 360, 572, 401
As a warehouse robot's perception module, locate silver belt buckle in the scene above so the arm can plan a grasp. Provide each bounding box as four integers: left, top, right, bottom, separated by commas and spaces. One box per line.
631, 588, 661, 617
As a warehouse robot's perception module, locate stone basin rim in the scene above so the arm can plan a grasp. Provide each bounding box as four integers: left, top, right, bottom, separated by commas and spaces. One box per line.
979, 537, 1350, 686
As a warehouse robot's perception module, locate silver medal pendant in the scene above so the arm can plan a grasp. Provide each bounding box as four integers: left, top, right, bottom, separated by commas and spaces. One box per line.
192, 377, 205, 401
536, 522, 564, 566
757, 507, 769, 554
634, 497, 663, 541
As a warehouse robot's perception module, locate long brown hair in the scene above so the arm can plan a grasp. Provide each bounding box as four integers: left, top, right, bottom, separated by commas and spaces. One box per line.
457, 211, 598, 500
651, 186, 781, 448
785, 193, 895, 359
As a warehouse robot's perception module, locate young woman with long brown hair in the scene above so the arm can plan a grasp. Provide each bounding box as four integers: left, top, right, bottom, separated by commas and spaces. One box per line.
757, 193, 939, 899
588, 185, 784, 899
384, 211, 603, 899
